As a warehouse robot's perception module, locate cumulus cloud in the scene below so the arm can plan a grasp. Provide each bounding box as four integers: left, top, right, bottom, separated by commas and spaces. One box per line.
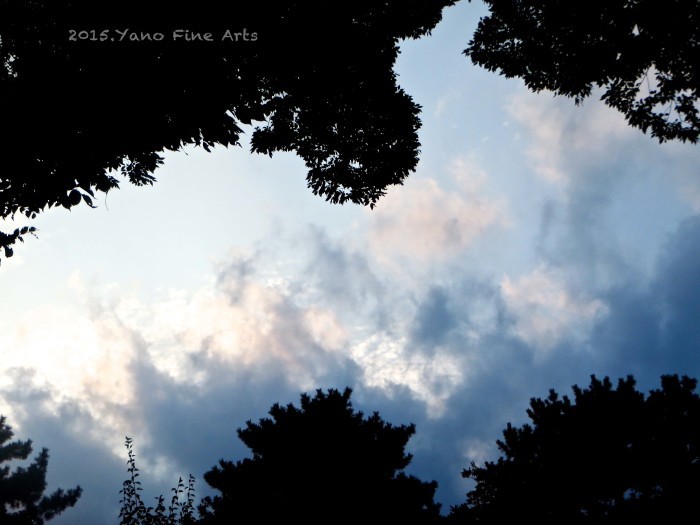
0, 224, 488, 522
500, 266, 608, 355
4, 205, 700, 523
367, 157, 508, 270
350, 332, 467, 418
507, 90, 635, 184
587, 214, 700, 383
506, 88, 700, 296
0, 299, 139, 450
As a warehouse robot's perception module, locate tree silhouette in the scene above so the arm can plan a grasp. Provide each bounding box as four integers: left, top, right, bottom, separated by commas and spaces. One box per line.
118, 437, 198, 525
198, 387, 442, 525
466, 0, 700, 143
0, 415, 82, 524
449, 374, 700, 524
0, 0, 455, 261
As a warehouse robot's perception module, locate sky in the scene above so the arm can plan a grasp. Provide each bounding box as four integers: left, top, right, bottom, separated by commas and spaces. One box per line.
2, 2, 700, 522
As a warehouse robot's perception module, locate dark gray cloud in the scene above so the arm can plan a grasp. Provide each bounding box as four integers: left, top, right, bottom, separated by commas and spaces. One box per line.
410, 287, 458, 347
585, 215, 700, 386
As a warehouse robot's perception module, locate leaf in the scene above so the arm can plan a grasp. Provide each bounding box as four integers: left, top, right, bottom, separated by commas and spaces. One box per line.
68, 189, 81, 207
82, 194, 96, 208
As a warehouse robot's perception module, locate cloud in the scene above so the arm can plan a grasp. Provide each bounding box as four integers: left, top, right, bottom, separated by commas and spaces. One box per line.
4, 209, 700, 523
350, 332, 467, 418
410, 287, 458, 346
367, 158, 508, 270
506, 88, 700, 298
586, 214, 700, 383
506, 90, 635, 184
0, 300, 139, 445
500, 266, 608, 355
1, 224, 483, 520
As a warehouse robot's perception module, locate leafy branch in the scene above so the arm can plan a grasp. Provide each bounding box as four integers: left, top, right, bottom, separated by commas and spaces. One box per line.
118, 437, 198, 525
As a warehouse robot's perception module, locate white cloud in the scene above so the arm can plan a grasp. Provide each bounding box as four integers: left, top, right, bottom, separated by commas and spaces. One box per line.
367, 157, 508, 269
434, 93, 451, 117
0, 304, 136, 407
0, 266, 353, 451
1, 222, 472, 441
351, 333, 467, 418
507, 91, 634, 184
0, 299, 143, 460
500, 266, 608, 355
2, 222, 478, 457
461, 438, 496, 465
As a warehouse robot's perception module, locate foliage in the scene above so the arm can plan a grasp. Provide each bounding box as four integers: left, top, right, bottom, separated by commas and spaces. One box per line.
466, 0, 700, 143
0, 0, 456, 260
0, 415, 82, 524
119, 437, 198, 525
198, 387, 442, 525
450, 374, 700, 524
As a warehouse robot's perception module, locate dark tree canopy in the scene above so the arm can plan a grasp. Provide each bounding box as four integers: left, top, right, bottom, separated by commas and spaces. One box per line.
0, 415, 82, 524
466, 0, 700, 143
199, 387, 441, 525
450, 374, 700, 524
0, 0, 455, 259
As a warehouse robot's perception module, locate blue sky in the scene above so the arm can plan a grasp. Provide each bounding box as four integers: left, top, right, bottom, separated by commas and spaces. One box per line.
2, 2, 700, 522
